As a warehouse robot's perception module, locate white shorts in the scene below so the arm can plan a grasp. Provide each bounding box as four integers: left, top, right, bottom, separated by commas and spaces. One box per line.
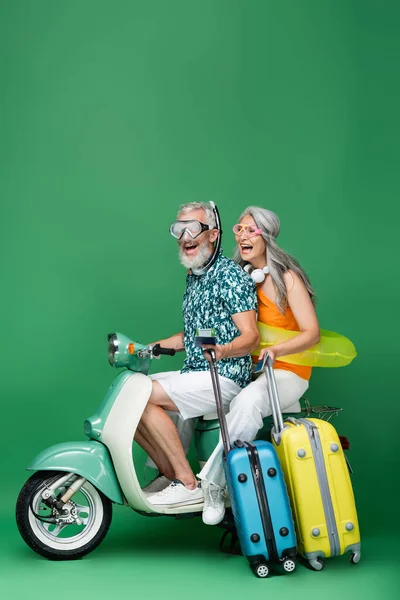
150, 370, 241, 421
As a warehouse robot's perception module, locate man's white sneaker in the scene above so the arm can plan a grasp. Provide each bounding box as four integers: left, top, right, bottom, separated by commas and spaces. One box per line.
142, 475, 172, 495
202, 481, 226, 525
147, 479, 204, 507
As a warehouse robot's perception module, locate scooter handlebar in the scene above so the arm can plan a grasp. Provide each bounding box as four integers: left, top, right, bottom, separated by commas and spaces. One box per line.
152, 344, 176, 357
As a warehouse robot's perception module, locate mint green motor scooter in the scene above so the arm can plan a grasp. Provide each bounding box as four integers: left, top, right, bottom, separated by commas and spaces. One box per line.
16, 333, 342, 561
16, 334, 184, 560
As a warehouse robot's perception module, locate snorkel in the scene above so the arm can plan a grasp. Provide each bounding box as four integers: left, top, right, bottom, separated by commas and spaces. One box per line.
191, 202, 222, 276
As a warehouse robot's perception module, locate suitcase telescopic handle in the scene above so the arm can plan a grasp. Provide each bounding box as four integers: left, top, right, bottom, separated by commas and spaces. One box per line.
265, 354, 285, 436
204, 348, 231, 456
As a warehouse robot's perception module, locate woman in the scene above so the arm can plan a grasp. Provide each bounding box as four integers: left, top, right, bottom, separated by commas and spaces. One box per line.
199, 206, 320, 525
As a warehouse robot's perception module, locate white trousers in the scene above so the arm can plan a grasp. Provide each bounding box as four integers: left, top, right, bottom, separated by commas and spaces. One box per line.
197, 369, 309, 487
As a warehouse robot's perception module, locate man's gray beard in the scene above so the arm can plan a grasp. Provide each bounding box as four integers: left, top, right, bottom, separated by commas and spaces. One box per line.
179, 240, 212, 270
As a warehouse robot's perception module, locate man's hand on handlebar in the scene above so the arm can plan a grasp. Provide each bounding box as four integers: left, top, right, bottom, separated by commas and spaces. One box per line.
148, 332, 185, 353
151, 344, 176, 357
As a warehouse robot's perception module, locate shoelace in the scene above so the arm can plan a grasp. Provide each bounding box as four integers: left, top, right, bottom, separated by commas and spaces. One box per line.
154, 481, 199, 498
154, 482, 180, 497
206, 484, 224, 508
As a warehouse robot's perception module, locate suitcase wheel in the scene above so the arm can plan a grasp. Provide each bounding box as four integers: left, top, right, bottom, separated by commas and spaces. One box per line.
309, 557, 324, 571
282, 558, 297, 573
253, 563, 269, 578
350, 551, 361, 564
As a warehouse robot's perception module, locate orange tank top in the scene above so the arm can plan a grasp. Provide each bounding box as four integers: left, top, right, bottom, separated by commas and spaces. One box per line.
255, 287, 312, 381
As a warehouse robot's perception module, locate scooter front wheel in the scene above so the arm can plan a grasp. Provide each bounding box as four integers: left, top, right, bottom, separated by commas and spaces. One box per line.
16, 470, 112, 560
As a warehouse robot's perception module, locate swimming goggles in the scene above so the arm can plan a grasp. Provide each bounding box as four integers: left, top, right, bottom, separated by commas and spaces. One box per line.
232, 223, 263, 236
169, 220, 210, 240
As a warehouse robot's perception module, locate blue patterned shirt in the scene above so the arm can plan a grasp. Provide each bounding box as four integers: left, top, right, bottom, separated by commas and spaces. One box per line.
181, 252, 257, 387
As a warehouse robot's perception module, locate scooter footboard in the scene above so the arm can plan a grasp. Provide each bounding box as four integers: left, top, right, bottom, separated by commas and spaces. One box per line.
27, 440, 124, 504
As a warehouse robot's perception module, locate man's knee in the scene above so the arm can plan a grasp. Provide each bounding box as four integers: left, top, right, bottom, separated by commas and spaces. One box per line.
148, 380, 178, 412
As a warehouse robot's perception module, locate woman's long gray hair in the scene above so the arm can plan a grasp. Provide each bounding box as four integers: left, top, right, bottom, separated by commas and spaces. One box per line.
233, 206, 316, 313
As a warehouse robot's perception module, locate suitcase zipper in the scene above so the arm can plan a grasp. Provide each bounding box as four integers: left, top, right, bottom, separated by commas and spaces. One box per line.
299, 419, 340, 557
243, 442, 278, 562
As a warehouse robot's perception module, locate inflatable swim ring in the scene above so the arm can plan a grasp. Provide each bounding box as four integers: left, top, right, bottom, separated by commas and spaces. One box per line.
253, 322, 357, 368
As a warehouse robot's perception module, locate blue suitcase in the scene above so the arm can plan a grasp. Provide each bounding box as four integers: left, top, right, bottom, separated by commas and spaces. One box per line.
206, 349, 297, 578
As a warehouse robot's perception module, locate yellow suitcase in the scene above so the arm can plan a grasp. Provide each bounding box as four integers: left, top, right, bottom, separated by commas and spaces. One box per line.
264, 356, 361, 570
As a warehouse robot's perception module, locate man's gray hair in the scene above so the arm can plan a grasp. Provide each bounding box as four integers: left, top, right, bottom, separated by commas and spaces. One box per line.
177, 202, 217, 229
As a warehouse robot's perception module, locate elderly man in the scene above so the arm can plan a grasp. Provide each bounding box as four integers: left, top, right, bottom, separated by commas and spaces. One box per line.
135, 202, 259, 510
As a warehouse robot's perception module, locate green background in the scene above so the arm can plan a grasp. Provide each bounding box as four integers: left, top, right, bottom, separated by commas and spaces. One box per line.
1, 0, 399, 598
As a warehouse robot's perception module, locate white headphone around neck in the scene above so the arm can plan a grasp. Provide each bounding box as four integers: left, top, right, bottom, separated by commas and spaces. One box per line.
244, 264, 270, 283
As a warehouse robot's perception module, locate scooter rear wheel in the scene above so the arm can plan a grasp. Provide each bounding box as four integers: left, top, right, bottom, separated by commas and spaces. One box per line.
16, 470, 112, 560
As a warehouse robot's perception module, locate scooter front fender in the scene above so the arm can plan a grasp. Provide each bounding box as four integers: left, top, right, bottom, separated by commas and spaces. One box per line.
27, 440, 124, 504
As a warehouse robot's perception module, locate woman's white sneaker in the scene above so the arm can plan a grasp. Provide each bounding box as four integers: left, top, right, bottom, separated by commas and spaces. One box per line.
202, 481, 226, 525
147, 480, 203, 506
142, 475, 172, 495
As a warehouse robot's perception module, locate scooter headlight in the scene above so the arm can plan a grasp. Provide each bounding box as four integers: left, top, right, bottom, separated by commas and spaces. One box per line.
107, 333, 118, 366
107, 332, 145, 369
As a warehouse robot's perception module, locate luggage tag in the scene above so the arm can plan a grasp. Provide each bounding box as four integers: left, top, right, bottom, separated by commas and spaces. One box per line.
195, 328, 217, 347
